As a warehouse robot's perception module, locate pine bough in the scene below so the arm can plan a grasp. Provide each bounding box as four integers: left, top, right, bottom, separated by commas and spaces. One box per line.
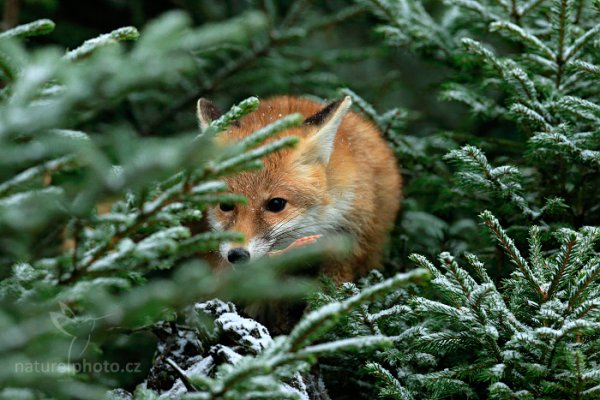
110, 269, 428, 400
316, 211, 600, 399
358, 0, 600, 227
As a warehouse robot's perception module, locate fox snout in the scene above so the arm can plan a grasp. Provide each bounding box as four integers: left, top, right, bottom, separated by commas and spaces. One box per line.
219, 237, 273, 265
227, 247, 250, 264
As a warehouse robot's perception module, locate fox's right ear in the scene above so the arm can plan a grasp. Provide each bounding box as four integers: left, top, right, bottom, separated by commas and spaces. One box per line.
300, 96, 352, 165
196, 98, 222, 132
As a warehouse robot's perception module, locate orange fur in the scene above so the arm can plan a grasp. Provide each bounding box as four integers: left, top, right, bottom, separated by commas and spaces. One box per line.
207, 96, 402, 283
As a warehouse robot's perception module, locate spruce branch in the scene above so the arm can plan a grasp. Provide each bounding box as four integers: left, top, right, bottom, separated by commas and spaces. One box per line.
552, 0, 573, 88
509, 0, 520, 23
565, 23, 600, 61
299, 335, 393, 357
445, 146, 540, 218
583, 385, 600, 399
466, 284, 503, 362
528, 225, 546, 279
493, 0, 512, 14
557, 96, 600, 121
462, 38, 554, 124
286, 268, 429, 352
232, 113, 304, 152
64, 26, 140, 61
566, 256, 600, 315
190, 193, 247, 207
439, 252, 476, 300
573, 60, 600, 77
409, 253, 441, 279
190, 181, 228, 195
210, 136, 300, 176
366, 362, 414, 400
510, 103, 552, 131
369, 305, 412, 321
416, 331, 473, 353
530, 127, 600, 166
480, 211, 546, 299
141, 42, 272, 135
490, 21, 555, 60
572, 299, 600, 319
503, 59, 541, 106
446, 0, 501, 21
0, 155, 78, 197
547, 235, 576, 299
342, 283, 382, 335
464, 252, 493, 284
542, 320, 600, 367
411, 297, 465, 321
0, 18, 55, 39
461, 38, 505, 75
199, 96, 260, 137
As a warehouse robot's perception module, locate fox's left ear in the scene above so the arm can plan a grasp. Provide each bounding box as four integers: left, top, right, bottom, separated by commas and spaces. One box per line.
301, 96, 352, 165
196, 98, 222, 132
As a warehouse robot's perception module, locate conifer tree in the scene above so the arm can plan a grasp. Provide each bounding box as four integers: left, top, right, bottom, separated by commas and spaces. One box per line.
316, 212, 600, 399
311, 1, 600, 398
0, 6, 398, 397
2, 1, 600, 399
357, 0, 599, 229
0, 4, 426, 399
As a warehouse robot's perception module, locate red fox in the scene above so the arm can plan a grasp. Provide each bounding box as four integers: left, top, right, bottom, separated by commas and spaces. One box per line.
197, 96, 402, 283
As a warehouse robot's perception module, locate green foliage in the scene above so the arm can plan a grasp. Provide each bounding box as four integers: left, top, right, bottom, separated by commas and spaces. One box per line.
0, 9, 343, 398
2, 0, 600, 399
359, 0, 600, 228
312, 0, 600, 398
144, 269, 426, 400
314, 214, 600, 399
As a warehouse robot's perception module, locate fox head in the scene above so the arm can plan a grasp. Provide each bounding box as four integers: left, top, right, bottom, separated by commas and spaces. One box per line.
197, 96, 353, 265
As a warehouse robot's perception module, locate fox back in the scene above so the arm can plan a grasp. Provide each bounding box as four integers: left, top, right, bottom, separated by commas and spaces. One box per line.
198, 96, 402, 283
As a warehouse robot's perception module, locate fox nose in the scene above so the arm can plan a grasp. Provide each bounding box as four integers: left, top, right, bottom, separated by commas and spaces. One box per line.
227, 248, 250, 264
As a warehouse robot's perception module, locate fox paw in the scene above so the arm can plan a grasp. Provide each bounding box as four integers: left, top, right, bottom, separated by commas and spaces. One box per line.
269, 235, 322, 256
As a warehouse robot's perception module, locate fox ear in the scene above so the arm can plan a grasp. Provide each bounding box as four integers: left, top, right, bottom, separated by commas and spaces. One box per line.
301, 96, 352, 165
197, 98, 222, 132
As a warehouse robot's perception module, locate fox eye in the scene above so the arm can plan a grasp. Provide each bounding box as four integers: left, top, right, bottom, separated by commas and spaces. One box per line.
266, 198, 287, 213
219, 203, 234, 212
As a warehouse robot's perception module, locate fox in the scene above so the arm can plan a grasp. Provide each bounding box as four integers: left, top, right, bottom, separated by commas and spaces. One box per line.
197, 95, 402, 284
